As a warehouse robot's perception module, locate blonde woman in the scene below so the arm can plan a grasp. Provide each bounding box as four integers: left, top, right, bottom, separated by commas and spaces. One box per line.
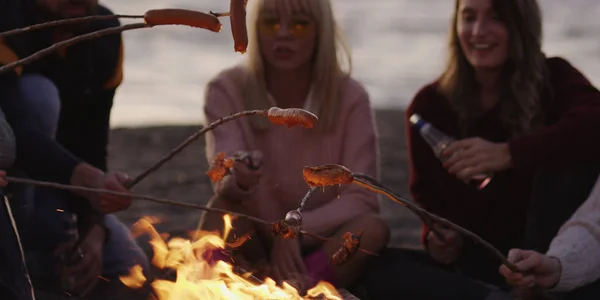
199, 0, 390, 292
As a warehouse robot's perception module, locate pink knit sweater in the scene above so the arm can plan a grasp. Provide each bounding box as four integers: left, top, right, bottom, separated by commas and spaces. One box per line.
203, 64, 380, 236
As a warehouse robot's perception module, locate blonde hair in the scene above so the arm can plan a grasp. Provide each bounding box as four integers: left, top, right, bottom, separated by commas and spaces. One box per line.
438, 0, 549, 136
241, 0, 352, 131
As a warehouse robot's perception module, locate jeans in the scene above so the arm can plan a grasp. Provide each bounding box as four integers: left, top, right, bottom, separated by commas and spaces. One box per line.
14, 74, 149, 289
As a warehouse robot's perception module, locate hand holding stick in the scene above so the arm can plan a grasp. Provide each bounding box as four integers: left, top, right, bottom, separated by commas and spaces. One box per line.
0, 175, 375, 257
127, 107, 317, 188
302, 164, 521, 273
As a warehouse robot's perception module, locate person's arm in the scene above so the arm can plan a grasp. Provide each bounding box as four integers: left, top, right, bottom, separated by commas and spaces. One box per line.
204, 78, 253, 199
545, 176, 600, 292
72, 32, 123, 239
301, 87, 380, 236
0, 72, 82, 184
508, 57, 600, 172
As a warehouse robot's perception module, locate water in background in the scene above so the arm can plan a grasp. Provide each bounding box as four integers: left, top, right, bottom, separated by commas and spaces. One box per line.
102, 0, 600, 127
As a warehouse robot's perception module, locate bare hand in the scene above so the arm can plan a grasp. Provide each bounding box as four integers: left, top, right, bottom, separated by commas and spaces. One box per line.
232, 150, 263, 191
426, 225, 463, 265
56, 225, 105, 297
499, 249, 562, 290
442, 138, 512, 182
71, 163, 133, 213
89, 171, 133, 213
269, 237, 308, 292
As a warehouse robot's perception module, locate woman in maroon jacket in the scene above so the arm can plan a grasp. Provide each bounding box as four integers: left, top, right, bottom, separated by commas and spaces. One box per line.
361, 0, 600, 299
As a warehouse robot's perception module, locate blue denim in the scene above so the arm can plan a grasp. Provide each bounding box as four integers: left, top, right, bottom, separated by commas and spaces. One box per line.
14, 74, 149, 288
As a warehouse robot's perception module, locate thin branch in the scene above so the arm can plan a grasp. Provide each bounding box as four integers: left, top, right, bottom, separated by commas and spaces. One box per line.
6, 175, 268, 225
0, 15, 143, 39
352, 173, 447, 243
0, 23, 149, 75
127, 110, 268, 187
3, 176, 376, 256
210, 11, 231, 17
297, 187, 318, 212
351, 177, 519, 272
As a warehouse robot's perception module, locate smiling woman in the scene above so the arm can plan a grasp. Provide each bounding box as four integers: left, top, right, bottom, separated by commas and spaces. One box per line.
360, 0, 600, 299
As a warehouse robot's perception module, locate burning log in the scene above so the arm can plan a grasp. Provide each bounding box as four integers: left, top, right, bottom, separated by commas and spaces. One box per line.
302, 164, 521, 273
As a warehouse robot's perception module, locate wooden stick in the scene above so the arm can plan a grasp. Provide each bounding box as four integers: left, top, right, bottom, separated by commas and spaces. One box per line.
3, 176, 375, 256
0, 22, 149, 75
210, 11, 231, 17
0, 15, 143, 39
297, 187, 318, 212
351, 177, 520, 272
126, 109, 268, 187
352, 173, 447, 243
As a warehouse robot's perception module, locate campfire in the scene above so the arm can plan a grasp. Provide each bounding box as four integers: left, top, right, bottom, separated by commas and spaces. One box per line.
119, 215, 343, 300
0, 1, 526, 298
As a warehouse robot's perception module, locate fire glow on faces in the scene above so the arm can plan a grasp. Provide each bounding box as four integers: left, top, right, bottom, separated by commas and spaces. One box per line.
257, 0, 318, 70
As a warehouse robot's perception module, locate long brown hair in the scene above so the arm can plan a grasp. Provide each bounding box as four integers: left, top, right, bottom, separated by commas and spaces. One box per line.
438, 0, 549, 136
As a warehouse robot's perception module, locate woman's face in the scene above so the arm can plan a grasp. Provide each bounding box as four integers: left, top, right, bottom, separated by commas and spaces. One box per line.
456, 0, 509, 72
257, 0, 317, 71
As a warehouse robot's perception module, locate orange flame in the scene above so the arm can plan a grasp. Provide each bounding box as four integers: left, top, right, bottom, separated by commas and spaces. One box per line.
120, 215, 342, 299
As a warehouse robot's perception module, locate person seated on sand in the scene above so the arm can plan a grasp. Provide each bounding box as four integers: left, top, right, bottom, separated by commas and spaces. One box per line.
0, 0, 149, 296
360, 0, 600, 299
198, 0, 390, 293
499, 175, 600, 298
0, 29, 132, 300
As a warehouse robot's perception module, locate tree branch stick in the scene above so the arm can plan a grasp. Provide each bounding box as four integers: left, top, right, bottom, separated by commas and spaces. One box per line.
297, 187, 318, 212
126, 110, 268, 187
0, 15, 143, 39
209, 11, 231, 17
3, 176, 375, 256
352, 173, 447, 243
351, 177, 519, 272
0, 23, 149, 75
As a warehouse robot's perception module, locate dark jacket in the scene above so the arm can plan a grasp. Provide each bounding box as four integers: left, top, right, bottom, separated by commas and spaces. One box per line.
406, 57, 600, 285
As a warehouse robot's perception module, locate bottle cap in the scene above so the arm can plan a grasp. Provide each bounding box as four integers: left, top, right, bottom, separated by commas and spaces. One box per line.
409, 114, 426, 129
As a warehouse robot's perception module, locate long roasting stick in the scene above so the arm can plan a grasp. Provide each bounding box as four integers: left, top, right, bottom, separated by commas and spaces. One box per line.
0, 15, 143, 38
0, 8, 224, 75
126, 109, 268, 187
302, 164, 521, 273
126, 107, 319, 187
0, 23, 149, 75
2, 176, 375, 256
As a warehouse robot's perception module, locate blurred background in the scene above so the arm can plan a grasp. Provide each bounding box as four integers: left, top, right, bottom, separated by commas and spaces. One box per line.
104, 0, 600, 250
102, 0, 600, 128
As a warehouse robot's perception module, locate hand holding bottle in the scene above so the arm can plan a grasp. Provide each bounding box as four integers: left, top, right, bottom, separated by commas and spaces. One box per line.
409, 114, 496, 189
442, 137, 513, 182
